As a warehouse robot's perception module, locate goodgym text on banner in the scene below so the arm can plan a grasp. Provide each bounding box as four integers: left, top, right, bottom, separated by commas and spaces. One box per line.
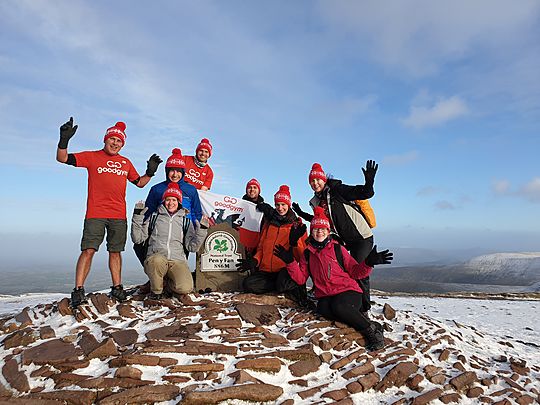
198, 191, 263, 249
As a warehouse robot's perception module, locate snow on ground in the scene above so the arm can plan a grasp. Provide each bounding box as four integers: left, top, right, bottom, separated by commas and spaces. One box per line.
1, 292, 539, 404
0, 293, 66, 318
381, 296, 539, 344
2, 292, 538, 347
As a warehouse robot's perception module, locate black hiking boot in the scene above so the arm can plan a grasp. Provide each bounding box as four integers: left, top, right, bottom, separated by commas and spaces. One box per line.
147, 292, 164, 300
110, 284, 127, 302
286, 285, 316, 311
70, 286, 87, 308
363, 321, 385, 352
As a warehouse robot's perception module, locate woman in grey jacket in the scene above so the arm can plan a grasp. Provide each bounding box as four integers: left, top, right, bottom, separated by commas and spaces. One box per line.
131, 182, 207, 299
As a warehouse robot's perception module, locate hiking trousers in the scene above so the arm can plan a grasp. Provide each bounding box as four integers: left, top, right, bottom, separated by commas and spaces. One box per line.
243, 268, 299, 294
144, 254, 193, 294
347, 236, 374, 310
317, 290, 371, 332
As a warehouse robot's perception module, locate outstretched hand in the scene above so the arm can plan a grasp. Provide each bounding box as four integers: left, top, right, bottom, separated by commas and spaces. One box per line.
58, 117, 78, 149
289, 221, 307, 247
362, 160, 378, 186
292, 202, 305, 216
292, 202, 313, 222
364, 245, 393, 267
146, 154, 163, 177
133, 200, 148, 216
236, 253, 257, 273
273, 244, 294, 264
256, 202, 274, 218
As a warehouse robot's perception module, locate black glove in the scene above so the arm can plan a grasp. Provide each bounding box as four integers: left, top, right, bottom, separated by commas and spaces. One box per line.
289, 222, 307, 247
256, 202, 274, 218
273, 244, 294, 264
236, 254, 257, 273
145, 154, 163, 177
58, 117, 78, 149
365, 245, 393, 267
292, 202, 313, 222
362, 160, 378, 186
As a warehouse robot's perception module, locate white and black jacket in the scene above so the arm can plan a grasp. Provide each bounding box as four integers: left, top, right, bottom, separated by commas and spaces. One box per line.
309, 179, 373, 245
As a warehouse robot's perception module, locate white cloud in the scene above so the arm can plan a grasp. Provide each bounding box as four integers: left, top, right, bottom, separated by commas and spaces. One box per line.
402, 96, 468, 129
416, 186, 440, 197
434, 200, 456, 210
317, 0, 540, 76
492, 178, 540, 203
382, 150, 419, 166
492, 180, 511, 194
518, 178, 540, 203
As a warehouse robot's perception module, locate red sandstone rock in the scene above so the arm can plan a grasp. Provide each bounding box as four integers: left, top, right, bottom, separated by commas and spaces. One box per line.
411, 388, 443, 404
98, 385, 180, 404
110, 329, 138, 347
22, 339, 83, 366
236, 358, 282, 373
235, 303, 281, 326
383, 303, 396, 320
375, 361, 419, 392
181, 383, 283, 404
2, 358, 30, 392
288, 356, 322, 377
449, 371, 478, 391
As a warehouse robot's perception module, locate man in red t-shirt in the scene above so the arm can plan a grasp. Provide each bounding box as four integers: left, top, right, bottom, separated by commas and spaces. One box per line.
56, 117, 162, 308
183, 138, 214, 190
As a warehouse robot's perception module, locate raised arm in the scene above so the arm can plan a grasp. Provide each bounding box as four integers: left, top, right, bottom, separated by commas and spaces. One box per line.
56, 117, 78, 163
135, 154, 163, 188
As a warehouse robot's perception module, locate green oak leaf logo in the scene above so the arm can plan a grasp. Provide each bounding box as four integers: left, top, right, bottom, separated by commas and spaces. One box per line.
213, 239, 228, 252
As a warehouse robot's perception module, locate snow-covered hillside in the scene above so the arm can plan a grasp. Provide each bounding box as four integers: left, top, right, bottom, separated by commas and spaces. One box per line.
465, 252, 540, 282
0, 290, 538, 404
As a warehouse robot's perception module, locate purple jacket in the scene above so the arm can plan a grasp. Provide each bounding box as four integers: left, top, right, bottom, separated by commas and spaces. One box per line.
286, 239, 372, 299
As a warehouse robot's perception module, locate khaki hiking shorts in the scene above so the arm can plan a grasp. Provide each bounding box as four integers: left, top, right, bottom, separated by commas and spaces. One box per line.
81, 218, 127, 252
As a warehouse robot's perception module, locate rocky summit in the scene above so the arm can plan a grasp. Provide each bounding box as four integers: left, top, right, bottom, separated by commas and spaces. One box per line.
0, 288, 538, 404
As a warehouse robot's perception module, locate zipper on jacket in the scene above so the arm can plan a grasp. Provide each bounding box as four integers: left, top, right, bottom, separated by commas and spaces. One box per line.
270, 225, 281, 270
327, 263, 331, 280
166, 214, 175, 260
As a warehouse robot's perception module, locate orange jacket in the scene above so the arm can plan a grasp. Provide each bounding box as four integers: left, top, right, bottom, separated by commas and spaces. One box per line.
254, 221, 307, 273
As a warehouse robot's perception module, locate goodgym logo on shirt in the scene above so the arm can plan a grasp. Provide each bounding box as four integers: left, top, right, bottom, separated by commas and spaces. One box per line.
97, 160, 128, 176
185, 168, 205, 185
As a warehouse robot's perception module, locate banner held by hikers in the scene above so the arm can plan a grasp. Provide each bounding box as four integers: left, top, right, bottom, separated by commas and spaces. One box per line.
198, 190, 263, 249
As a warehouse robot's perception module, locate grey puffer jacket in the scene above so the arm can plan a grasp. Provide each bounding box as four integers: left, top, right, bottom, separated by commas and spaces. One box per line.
131, 204, 207, 262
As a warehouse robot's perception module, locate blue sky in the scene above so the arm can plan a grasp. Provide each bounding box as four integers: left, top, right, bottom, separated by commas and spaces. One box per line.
1, 0, 540, 267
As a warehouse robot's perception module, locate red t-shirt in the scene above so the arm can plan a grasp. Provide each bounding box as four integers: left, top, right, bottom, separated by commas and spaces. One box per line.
183, 155, 214, 190
73, 150, 140, 219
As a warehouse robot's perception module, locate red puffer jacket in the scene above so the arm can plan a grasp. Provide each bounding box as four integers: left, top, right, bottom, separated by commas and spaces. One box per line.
286, 239, 372, 299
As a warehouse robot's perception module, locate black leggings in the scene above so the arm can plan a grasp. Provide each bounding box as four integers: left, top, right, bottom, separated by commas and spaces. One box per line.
317, 290, 370, 332
347, 236, 374, 310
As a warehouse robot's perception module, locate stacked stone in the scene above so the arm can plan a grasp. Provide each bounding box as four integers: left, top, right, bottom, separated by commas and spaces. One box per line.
0, 290, 538, 404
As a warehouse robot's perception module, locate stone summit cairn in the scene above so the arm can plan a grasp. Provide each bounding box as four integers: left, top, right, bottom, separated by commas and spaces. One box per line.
0, 289, 538, 404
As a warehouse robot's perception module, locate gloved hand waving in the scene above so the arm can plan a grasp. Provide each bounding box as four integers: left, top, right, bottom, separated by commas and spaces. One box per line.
362, 160, 378, 186
292, 202, 314, 222
364, 245, 393, 267
146, 154, 163, 177
133, 201, 148, 216
273, 244, 294, 264
289, 221, 307, 247
236, 253, 257, 273
58, 117, 78, 149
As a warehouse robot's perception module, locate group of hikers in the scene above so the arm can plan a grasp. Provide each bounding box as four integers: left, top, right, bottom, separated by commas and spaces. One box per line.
56, 117, 393, 351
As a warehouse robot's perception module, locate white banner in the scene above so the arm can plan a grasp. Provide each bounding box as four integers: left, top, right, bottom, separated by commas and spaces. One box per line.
198, 190, 263, 232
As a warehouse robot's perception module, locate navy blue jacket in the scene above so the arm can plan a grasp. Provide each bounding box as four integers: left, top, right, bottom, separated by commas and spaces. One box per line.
145, 177, 202, 222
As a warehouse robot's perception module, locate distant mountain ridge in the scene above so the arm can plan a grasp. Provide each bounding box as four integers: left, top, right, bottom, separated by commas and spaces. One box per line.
373, 251, 540, 294
465, 252, 540, 280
